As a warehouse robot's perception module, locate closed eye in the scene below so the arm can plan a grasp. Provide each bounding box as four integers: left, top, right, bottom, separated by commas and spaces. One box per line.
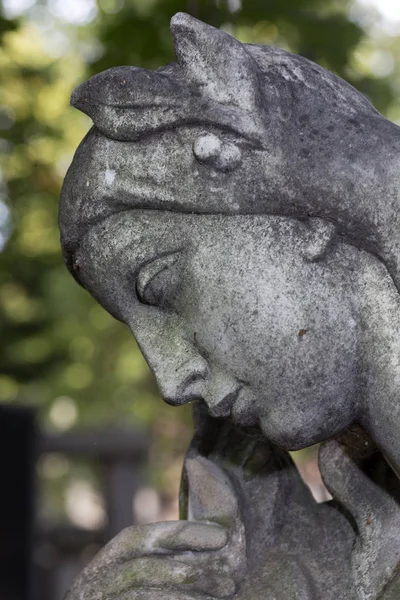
136, 250, 184, 308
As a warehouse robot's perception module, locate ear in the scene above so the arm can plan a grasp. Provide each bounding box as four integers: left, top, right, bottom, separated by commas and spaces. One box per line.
303, 218, 336, 261
171, 12, 261, 113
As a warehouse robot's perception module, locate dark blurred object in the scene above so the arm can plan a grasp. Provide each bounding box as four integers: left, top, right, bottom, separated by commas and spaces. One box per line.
35, 427, 149, 600
0, 405, 36, 600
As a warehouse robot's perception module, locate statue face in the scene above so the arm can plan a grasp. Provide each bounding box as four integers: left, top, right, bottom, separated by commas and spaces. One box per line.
76, 211, 359, 450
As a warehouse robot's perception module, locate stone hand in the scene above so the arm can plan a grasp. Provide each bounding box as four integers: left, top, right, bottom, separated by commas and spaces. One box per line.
320, 428, 400, 599
180, 416, 319, 600
64, 456, 246, 600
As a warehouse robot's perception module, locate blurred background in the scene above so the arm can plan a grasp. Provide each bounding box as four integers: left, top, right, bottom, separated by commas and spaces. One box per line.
0, 0, 399, 598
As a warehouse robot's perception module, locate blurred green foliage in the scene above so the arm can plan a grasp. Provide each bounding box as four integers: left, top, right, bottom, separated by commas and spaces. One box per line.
0, 0, 399, 514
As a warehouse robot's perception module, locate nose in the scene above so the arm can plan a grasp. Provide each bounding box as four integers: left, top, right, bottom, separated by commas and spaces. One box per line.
157, 356, 209, 406
128, 314, 209, 407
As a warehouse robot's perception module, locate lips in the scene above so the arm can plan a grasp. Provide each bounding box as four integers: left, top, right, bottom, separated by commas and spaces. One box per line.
205, 385, 243, 419
162, 363, 245, 419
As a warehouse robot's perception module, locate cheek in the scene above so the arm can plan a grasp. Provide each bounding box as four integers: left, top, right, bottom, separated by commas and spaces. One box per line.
179, 263, 357, 390
178, 263, 308, 379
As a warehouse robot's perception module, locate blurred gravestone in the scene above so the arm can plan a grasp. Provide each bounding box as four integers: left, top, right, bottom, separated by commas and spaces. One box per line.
0, 405, 36, 600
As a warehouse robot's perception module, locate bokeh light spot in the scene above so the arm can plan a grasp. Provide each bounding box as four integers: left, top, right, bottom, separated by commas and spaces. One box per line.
49, 396, 78, 430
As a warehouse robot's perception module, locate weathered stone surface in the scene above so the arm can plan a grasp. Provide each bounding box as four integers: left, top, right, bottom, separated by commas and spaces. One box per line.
59, 12, 400, 600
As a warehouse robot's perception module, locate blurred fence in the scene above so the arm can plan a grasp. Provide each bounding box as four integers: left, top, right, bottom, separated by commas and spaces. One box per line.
0, 405, 149, 600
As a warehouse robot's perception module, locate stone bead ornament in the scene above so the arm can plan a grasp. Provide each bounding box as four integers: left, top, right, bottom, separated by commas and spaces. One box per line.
192, 134, 242, 172
59, 12, 400, 600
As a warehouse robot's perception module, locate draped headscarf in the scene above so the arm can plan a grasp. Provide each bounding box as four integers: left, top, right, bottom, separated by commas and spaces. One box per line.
60, 13, 400, 290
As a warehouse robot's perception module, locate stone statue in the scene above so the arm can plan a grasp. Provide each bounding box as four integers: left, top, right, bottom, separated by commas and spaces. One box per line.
59, 13, 400, 599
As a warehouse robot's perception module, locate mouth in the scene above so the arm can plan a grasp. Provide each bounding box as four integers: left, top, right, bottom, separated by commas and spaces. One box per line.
205, 384, 243, 419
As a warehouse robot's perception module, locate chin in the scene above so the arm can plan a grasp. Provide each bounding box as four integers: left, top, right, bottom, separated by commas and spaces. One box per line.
259, 411, 354, 451
258, 415, 324, 451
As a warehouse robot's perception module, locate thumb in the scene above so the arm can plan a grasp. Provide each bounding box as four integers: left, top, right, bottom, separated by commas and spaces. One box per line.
185, 456, 247, 583
185, 456, 241, 527
184, 455, 247, 593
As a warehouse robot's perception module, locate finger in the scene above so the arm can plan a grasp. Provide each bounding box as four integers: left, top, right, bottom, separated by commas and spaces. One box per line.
319, 436, 398, 527
92, 520, 228, 568
157, 521, 228, 552
106, 558, 196, 596
105, 557, 236, 599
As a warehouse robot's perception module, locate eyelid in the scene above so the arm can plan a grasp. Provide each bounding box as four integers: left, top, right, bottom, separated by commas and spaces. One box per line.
136, 250, 183, 302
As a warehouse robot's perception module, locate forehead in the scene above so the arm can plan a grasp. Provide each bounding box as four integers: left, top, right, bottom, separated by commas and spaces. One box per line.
77, 210, 312, 277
